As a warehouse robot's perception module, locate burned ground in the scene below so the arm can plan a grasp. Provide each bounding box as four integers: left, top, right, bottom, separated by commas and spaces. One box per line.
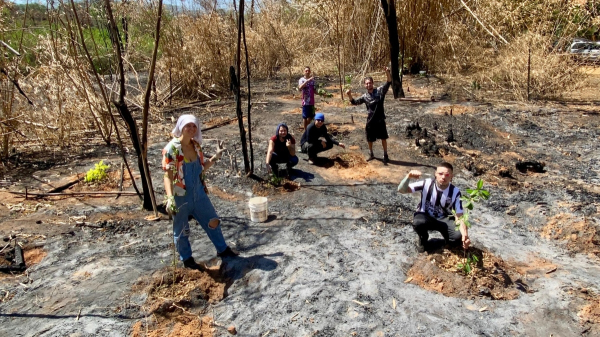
1, 75, 599, 336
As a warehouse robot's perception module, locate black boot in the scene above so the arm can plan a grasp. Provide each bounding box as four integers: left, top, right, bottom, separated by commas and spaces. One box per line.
217, 246, 239, 258
183, 257, 206, 271
414, 233, 428, 253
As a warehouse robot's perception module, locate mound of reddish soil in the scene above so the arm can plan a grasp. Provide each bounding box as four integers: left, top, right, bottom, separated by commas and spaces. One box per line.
24, 248, 46, 267
130, 267, 226, 337
541, 213, 600, 257
407, 247, 528, 300
131, 315, 215, 337
329, 152, 367, 169
579, 291, 600, 335
252, 178, 301, 196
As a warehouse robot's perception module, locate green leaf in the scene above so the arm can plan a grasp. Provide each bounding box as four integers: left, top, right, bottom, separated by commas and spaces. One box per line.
466, 203, 474, 211
466, 188, 474, 194
477, 179, 484, 190
481, 190, 490, 199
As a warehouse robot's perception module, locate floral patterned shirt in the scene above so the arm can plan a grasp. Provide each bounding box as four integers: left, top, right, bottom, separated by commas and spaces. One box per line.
162, 138, 205, 196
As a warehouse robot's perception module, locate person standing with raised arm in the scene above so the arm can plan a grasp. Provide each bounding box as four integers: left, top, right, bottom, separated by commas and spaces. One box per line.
298, 66, 316, 131
162, 115, 239, 271
346, 67, 392, 164
397, 162, 471, 252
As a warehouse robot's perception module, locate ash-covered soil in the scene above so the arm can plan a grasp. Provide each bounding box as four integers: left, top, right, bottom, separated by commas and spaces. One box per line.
1, 74, 600, 336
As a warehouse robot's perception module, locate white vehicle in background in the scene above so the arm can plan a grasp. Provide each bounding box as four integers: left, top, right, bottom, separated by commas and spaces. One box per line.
582, 43, 600, 62
569, 39, 600, 62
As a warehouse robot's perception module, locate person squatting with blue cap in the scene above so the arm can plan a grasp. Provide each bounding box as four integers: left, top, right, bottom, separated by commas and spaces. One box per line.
162, 114, 238, 271
300, 113, 346, 164
266, 123, 299, 176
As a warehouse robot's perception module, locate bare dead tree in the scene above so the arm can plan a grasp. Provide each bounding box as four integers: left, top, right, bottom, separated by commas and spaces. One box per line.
140, 0, 163, 216
249, 0, 255, 28
242, 6, 254, 173
380, 0, 404, 98
232, 0, 251, 175
103, 0, 166, 208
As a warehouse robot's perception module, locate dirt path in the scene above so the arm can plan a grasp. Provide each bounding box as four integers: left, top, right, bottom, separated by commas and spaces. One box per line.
1, 76, 599, 336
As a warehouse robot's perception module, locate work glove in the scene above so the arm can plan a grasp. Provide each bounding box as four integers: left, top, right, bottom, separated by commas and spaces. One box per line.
214, 140, 226, 160
165, 195, 177, 215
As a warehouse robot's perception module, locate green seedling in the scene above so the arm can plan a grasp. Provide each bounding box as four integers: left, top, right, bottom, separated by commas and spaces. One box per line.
471, 80, 481, 90
268, 174, 284, 187
343, 75, 352, 91
317, 83, 333, 102
84, 160, 109, 183
457, 253, 479, 275
452, 179, 490, 230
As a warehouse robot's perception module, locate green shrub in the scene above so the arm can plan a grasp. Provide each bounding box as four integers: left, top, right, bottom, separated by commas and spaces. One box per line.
84, 160, 110, 183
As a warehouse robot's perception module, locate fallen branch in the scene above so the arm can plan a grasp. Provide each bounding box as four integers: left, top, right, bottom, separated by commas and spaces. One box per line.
47, 176, 84, 194
9, 191, 139, 197
74, 222, 103, 229
20, 120, 59, 130
0, 40, 20, 56
399, 97, 437, 102
201, 117, 239, 132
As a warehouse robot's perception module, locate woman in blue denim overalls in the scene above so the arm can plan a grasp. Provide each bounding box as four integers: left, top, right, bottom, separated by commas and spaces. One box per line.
162, 115, 238, 270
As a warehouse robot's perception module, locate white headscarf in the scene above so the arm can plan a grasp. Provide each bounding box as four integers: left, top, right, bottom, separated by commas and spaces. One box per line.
172, 114, 202, 144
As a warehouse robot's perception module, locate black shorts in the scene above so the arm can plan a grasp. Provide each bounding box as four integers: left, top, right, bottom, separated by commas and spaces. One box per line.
365, 120, 389, 142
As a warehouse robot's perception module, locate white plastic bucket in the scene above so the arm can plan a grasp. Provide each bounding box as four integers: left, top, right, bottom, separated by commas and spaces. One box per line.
248, 197, 268, 222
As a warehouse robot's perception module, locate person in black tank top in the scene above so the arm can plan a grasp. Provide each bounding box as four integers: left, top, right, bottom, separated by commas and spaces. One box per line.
266, 123, 299, 176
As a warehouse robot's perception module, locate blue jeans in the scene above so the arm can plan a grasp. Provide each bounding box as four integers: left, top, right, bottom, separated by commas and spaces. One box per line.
172, 158, 228, 260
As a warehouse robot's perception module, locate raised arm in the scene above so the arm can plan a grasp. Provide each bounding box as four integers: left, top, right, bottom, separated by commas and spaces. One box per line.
346, 89, 364, 106
397, 170, 422, 193
298, 77, 314, 90
203, 141, 225, 171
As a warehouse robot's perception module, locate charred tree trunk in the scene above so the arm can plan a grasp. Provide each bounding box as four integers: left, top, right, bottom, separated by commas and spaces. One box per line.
242, 10, 254, 173
103, 0, 152, 206
232, 0, 251, 174
380, 0, 404, 98
249, 0, 255, 28
139, 0, 163, 215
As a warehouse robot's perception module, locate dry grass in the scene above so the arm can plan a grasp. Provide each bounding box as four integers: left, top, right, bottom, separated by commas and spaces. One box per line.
1, 0, 598, 156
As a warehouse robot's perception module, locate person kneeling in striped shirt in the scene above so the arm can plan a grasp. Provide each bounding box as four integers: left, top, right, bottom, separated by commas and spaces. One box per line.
397, 162, 471, 252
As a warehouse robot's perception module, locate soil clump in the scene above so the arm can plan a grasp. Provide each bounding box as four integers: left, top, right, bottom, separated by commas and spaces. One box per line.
130, 267, 226, 336
407, 246, 526, 300
541, 213, 600, 257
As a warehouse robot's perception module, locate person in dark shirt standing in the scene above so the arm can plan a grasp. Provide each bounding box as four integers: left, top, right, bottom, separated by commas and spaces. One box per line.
266, 123, 298, 176
346, 67, 392, 164
300, 113, 345, 164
